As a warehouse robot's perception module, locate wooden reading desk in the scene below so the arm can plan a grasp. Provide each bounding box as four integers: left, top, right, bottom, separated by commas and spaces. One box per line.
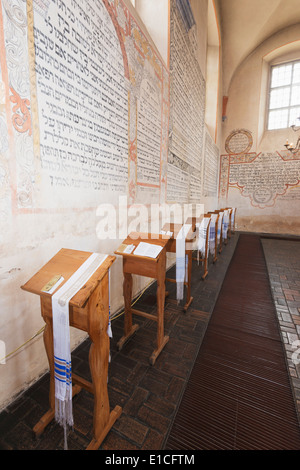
215, 210, 224, 254
208, 211, 221, 262
220, 208, 230, 245
115, 232, 170, 365
186, 214, 210, 280
162, 220, 198, 311
21, 248, 122, 450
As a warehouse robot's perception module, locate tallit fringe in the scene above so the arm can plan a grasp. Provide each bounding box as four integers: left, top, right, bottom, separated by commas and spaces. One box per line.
55, 397, 73, 450
177, 281, 184, 304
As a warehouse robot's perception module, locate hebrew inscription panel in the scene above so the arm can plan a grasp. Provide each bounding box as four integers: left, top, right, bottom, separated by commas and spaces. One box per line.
220, 151, 300, 208
167, 0, 205, 203
32, 0, 129, 207
7, 0, 170, 209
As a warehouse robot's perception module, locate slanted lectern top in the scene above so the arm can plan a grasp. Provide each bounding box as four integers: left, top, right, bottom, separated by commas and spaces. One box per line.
21, 248, 121, 451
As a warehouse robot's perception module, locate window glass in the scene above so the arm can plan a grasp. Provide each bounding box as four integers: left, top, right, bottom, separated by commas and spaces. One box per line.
291, 85, 300, 106
271, 64, 292, 88
268, 60, 300, 130
292, 63, 300, 83
269, 87, 290, 109
268, 109, 288, 130
289, 106, 300, 127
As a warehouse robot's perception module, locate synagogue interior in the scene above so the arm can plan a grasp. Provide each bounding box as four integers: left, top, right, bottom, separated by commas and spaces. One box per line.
0, 0, 300, 452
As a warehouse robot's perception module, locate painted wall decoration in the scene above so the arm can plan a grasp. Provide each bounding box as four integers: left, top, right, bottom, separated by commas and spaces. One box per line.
0, 0, 33, 215
219, 129, 300, 208
167, 0, 205, 203
0, 0, 222, 411
0, 0, 170, 211
224, 128, 253, 155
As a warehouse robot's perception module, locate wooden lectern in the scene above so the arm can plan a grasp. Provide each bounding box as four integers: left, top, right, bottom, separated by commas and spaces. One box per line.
225, 208, 232, 239
115, 232, 170, 365
220, 208, 230, 245
188, 214, 211, 280
21, 248, 122, 450
215, 210, 224, 254
208, 211, 222, 259
162, 222, 197, 311
231, 207, 237, 234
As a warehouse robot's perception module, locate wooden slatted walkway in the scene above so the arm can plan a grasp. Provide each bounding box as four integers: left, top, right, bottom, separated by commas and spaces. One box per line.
164, 234, 300, 450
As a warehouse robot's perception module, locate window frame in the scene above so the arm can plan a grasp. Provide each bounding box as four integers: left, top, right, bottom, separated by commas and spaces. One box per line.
267, 59, 300, 131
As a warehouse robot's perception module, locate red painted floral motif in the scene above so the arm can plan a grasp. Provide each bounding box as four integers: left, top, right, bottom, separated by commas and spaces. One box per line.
10, 87, 32, 136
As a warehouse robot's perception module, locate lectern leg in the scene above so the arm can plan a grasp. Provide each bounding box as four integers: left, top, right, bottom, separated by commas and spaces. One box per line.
87, 275, 122, 450
202, 258, 209, 279
183, 251, 193, 311
33, 302, 55, 437
149, 260, 169, 365
213, 236, 218, 263
117, 272, 139, 350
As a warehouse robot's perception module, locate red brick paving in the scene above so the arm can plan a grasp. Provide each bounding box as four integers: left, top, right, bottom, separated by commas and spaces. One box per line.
1, 233, 300, 450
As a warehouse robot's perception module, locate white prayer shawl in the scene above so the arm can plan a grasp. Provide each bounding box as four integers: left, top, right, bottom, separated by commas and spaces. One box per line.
108, 267, 112, 366
176, 224, 191, 302
51, 252, 108, 448
217, 212, 223, 242
196, 217, 210, 263
209, 214, 218, 256
222, 210, 229, 240
231, 208, 236, 231
107, 267, 112, 340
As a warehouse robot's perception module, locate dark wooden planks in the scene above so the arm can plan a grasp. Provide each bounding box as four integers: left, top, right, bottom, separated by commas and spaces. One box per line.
165, 234, 300, 450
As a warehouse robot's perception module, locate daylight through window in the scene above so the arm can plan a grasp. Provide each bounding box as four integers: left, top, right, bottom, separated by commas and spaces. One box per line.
268, 60, 300, 130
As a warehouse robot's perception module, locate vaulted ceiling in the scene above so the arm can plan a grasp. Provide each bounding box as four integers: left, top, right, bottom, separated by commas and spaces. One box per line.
219, 0, 300, 92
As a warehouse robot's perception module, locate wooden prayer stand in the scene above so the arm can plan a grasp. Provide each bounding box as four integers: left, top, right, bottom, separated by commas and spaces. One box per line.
162, 221, 196, 311
115, 232, 170, 365
220, 208, 231, 245
189, 214, 211, 280
208, 211, 220, 263
21, 248, 122, 450
213, 210, 224, 254
226, 207, 233, 239
231, 208, 237, 234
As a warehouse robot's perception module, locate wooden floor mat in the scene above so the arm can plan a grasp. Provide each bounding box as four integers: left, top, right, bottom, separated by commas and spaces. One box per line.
164, 234, 300, 450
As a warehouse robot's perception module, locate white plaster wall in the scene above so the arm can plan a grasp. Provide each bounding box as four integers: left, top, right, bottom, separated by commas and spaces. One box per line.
220, 24, 300, 234
135, 0, 169, 66
0, 206, 131, 409
0, 0, 165, 411
190, 0, 208, 79
205, 46, 219, 136
0, 0, 223, 412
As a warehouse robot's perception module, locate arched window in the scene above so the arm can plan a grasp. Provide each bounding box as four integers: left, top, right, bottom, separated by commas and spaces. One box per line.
268, 59, 300, 130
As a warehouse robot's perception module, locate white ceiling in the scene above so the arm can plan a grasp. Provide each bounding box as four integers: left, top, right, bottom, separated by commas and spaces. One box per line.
219, 0, 300, 92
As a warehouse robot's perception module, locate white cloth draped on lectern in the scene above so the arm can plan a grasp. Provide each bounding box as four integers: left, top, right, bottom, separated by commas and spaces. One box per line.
209, 214, 218, 257
107, 267, 112, 339
196, 217, 210, 263
217, 212, 223, 242
51, 252, 108, 449
222, 209, 229, 240
231, 208, 236, 231
176, 224, 191, 302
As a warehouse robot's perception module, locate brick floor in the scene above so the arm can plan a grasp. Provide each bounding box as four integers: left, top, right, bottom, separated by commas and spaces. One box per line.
262, 238, 300, 421
1, 233, 300, 450
0, 235, 238, 450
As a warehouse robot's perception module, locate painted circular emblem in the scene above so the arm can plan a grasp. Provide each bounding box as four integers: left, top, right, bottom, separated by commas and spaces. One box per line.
252, 187, 273, 205
225, 129, 253, 155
